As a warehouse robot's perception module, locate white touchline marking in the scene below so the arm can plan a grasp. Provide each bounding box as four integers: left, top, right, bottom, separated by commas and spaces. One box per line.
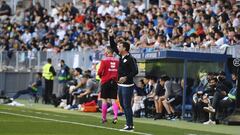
0, 111, 152, 135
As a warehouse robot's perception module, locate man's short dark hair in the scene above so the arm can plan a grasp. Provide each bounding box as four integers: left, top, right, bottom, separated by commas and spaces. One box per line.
150, 76, 158, 83
121, 41, 130, 52
210, 77, 218, 83
37, 72, 42, 77
207, 72, 213, 76
60, 59, 65, 63
47, 58, 52, 63
160, 74, 170, 82
219, 71, 226, 76
82, 74, 90, 79
139, 79, 144, 85
144, 75, 151, 80
75, 68, 82, 74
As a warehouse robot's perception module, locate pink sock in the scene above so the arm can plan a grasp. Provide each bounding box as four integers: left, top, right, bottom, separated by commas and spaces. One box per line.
112, 103, 118, 119
102, 103, 108, 120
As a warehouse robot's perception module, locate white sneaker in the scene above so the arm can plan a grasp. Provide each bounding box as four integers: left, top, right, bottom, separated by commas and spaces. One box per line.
120, 125, 134, 132
203, 120, 216, 125
7, 101, 25, 107
64, 105, 71, 110
59, 102, 67, 108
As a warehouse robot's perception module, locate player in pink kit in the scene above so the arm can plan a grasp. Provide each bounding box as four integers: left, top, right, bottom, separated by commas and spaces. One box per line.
98, 46, 119, 124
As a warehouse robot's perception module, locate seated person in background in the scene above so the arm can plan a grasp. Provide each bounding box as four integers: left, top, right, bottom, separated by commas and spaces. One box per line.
217, 87, 237, 120
132, 79, 147, 117
154, 77, 165, 120
204, 72, 234, 124
11, 72, 42, 102
161, 75, 182, 120
143, 76, 157, 118
60, 68, 82, 109
192, 77, 217, 123
70, 74, 97, 109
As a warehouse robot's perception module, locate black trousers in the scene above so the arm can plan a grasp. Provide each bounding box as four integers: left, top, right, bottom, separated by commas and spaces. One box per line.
143, 98, 154, 117
13, 87, 36, 100
192, 101, 208, 123
43, 79, 53, 104
211, 91, 225, 121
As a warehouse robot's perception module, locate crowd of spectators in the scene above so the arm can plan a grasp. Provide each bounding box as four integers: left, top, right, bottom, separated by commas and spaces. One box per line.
0, 0, 240, 54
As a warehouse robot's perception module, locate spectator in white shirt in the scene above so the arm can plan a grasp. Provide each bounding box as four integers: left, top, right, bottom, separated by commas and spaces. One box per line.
232, 13, 240, 30
136, 0, 145, 13
21, 29, 32, 44
116, 10, 126, 21
113, 1, 124, 15
97, 1, 105, 15
104, 1, 114, 16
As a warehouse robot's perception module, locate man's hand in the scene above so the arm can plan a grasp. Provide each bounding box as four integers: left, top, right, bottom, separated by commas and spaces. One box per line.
221, 91, 227, 96
118, 77, 127, 84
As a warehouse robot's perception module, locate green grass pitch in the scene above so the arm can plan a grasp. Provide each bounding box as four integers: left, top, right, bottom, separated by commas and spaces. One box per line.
0, 101, 239, 135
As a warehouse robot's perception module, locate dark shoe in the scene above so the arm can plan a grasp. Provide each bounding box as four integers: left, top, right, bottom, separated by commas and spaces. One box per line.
155, 113, 163, 120
102, 119, 107, 124
34, 96, 39, 103
166, 114, 172, 120
154, 113, 160, 120
112, 118, 118, 124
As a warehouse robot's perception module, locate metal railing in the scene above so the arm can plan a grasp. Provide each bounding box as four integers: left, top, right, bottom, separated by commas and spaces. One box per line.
0, 45, 239, 72
0, 49, 95, 72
